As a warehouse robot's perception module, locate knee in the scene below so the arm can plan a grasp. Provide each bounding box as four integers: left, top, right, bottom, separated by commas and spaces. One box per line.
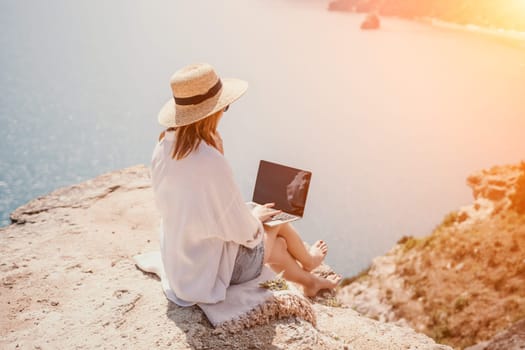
267, 236, 287, 265
265, 225, 280, 236
275, 236, 287, 250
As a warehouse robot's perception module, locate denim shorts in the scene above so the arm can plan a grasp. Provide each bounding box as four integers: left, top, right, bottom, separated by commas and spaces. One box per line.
230, 239, 265, 285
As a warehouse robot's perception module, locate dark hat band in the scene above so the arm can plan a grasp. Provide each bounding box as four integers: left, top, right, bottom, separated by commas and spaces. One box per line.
174, 79, 222, 106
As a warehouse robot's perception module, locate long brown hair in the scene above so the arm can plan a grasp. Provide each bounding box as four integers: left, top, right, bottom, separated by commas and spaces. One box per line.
158, 110, 223, 160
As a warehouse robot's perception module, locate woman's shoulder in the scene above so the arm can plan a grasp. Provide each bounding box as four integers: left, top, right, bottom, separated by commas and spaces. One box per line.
193, 142, 232, 173
152, 139, 231, 176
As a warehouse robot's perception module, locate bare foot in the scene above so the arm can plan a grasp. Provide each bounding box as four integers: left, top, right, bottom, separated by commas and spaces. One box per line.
303, 274, 342, 297
302, 240, 328, 272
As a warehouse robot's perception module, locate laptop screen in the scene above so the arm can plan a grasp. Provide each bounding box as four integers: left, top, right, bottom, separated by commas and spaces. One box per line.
252, 160, 312, 217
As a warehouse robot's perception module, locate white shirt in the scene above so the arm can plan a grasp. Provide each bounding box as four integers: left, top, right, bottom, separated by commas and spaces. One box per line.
150, 130, 264, 306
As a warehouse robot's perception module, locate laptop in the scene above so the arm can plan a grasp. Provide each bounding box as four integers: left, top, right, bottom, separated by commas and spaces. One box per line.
248, 160, 312, 227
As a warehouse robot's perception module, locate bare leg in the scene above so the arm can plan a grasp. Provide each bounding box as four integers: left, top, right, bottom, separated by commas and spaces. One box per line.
275, 223, 328, 272
262, 224, 281, 264
267, 237, 341, 297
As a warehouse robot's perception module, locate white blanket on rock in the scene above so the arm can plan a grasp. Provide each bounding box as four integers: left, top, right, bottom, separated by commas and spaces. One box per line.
133, 251, 316, 329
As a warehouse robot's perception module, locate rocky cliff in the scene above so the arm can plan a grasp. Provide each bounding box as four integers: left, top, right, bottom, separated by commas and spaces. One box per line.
0, 165, 450, 349
328, 0, 525, 32
337, 162, 525, 349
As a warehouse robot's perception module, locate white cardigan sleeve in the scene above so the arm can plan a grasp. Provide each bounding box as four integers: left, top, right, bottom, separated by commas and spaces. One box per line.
218, 194, 264, 249
210, 157, 265, 249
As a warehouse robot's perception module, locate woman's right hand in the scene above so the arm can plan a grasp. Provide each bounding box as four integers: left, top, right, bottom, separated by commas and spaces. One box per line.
251, 203, 281, 223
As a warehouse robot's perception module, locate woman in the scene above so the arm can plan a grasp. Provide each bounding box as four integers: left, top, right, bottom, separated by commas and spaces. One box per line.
151, 63, 341, 306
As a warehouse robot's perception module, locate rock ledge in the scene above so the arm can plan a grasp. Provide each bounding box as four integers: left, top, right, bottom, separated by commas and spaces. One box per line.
0, 165, 450, 349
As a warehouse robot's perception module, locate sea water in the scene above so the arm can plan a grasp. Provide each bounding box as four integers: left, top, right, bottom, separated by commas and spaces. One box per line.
1, 0, 524, 276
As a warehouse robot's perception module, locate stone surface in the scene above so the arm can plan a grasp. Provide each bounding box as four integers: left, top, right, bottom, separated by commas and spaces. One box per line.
0, 164, 450, 349
465, 318, 525, 350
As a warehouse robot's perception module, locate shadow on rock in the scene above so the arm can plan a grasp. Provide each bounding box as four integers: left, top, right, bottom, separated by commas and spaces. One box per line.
165, 301, 280, 350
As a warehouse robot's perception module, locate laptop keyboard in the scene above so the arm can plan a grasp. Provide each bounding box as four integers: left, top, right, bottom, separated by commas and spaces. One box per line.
271, 212, 297, 221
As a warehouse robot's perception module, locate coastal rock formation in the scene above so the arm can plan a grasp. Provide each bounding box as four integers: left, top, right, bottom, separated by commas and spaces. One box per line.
328, 0, 525, 32
360, 14, 381, 30
337, 162, 525, 349
0, 165, 450, 349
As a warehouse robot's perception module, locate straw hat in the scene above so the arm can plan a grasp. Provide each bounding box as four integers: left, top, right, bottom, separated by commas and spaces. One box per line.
158, 63, 248, 127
